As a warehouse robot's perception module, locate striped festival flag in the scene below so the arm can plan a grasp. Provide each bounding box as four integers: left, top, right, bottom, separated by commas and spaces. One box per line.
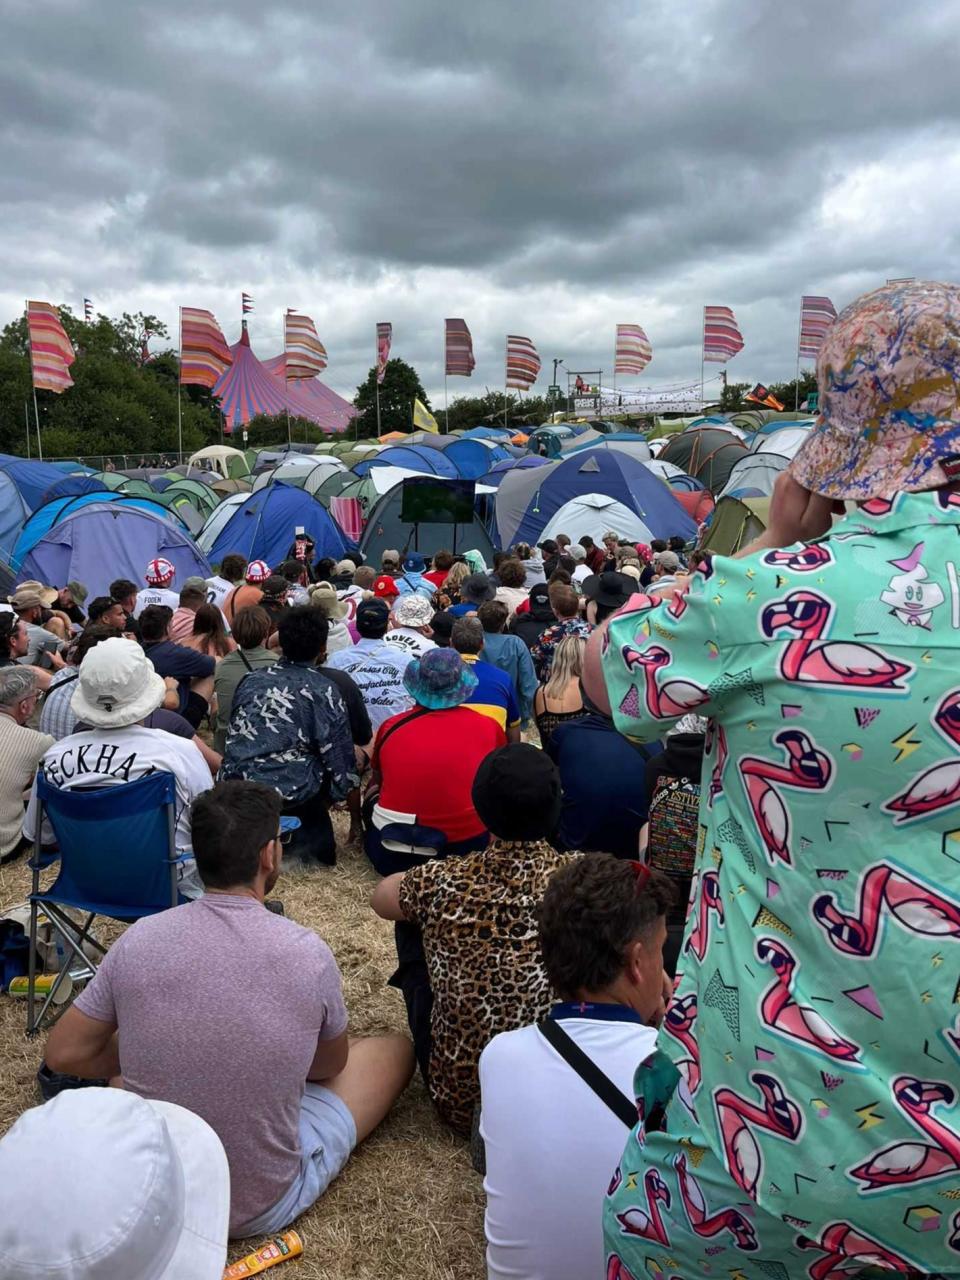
83, 298, 93, 322
242, 292, 254, 314
505, 334, 541, 390
27, 301, 76, 393
614, 323, 652, 375
798, 295, 838, 361
285, 311, 327, 379
376, 322, 392, 385
703, 306, 744, 363
179, 307, 233, 387
445, 318, 475, 376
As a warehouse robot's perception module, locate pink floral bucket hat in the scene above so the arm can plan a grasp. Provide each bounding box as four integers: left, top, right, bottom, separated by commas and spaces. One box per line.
790, 280, 960, 500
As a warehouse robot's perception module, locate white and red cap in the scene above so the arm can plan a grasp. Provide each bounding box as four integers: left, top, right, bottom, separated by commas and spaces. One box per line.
145, 558, 175, 586
245, 560, 272, 584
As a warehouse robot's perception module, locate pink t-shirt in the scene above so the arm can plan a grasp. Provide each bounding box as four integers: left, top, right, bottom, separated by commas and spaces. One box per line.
75, 894, 348, 1230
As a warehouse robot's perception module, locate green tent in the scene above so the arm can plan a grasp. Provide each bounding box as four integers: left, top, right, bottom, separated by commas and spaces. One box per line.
162, 479, 219, 517
700, 496, 769, 556
659, 427, 750, 494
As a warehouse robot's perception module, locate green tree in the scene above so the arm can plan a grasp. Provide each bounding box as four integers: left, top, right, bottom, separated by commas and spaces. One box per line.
353, 359, 429, 436
443, 390, 555, 434
0, 306, 222, 460
766, 372, 818, 413
719, 380, 750, 412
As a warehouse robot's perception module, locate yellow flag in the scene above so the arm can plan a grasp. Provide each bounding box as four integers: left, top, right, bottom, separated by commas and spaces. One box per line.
413, 397, 439, 433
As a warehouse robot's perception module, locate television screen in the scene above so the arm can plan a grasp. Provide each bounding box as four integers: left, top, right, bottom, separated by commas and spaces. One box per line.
400, 478, 476, 525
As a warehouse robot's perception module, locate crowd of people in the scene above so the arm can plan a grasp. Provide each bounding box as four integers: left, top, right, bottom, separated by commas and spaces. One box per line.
0, 283, 956, 1280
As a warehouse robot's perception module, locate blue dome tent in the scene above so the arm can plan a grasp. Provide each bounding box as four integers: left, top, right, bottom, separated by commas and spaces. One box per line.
206, 482, 356, 567
0, 471, 29, 561
18, 504, 211, 601
354, 446, 459, 478
0, 455, 72, 513
495, 447, 697, 549
12, 492, 189, 571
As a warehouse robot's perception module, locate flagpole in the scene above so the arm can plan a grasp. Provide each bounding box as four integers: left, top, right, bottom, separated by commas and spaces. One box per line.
700, 307, 705, 411
25, 303, 44, 460
375, 330, 382, 438
177, 306, 187, 463
24, 401, 30, 459
794, 300, 803, 412
504, 338, 508, 430
32, 387, 43, 461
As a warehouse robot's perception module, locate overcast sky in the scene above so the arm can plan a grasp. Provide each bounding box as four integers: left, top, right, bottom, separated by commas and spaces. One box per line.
3, 0, 960, 405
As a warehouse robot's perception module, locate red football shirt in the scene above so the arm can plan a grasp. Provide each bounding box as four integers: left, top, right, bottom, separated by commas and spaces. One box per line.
372, 706, 505, 840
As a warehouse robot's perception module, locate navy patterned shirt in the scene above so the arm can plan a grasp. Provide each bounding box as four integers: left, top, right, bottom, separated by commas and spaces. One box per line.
220, 659, 357, 804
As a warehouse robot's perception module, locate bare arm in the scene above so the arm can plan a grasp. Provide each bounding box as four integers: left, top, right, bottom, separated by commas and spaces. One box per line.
307, 1029, 349, 1082
506, 723, 522, 744
192, 735, 221, 775
370, 872, 408, 921
45, 1005, 120, 1080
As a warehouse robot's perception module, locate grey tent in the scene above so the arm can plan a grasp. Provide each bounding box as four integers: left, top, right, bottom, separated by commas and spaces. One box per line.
359, 477, 496, 567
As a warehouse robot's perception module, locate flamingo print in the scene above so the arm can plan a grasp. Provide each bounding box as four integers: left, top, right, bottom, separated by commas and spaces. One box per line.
621, 644, 710, 720
684, 870, 723, 962
760, 591, 913, 690
813, 862, 960, 957
713, 1072, 804, 1199
615, 1169, 672, 1246
739, 729, 833, 865
707, 723, 727, 809
796, 1220, 915, 1279
662, 992, 701, 1111
762, 543, 833, 572
756, 937, 861, 1062
673, 1151, 758, 1251
850, 1076, 960, 1191
883, 687, 960, 825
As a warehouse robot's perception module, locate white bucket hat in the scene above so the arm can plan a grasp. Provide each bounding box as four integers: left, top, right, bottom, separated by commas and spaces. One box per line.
71, 636, 166, 728
0, 1088, 230, 1279
392, 593, 434, 629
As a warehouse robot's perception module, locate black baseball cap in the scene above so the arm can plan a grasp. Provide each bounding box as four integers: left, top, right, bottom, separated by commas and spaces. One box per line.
472, 744, 562, 841
538, 538, 559, 555
356, 598, 390, 636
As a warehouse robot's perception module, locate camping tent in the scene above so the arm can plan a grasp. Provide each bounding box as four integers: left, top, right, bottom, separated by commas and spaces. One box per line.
752, 426, 811, 459
568, 434, 652, 462
495, 447, 697, 549
0, 456, 71, 513
196, 493, 249, 556
479, 455, 551, 489
251, 455, 347, 495
539, 496, 662, 546
354, 446, 459, 478
18, 504, 211, 600
0, 472, 28, 560
359, 477, 496, 566
719, 454, 790, 500
659, 428, 750, 494
187, 445, 250, 479
699, 496, 770, 556
205, 483, 355, 567
12, 491, 189, 570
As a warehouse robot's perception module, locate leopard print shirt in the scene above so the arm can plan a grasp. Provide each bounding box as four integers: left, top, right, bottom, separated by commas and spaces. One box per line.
398, 839, 577, 1135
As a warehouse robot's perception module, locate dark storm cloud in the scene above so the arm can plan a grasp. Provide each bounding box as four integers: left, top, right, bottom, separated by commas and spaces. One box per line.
3, 0, 960, 390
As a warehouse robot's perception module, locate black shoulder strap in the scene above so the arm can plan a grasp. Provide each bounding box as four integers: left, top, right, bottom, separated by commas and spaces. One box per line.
375, 704, 437, 754
537, 1018, 637, 1127
238, 649, 253, 673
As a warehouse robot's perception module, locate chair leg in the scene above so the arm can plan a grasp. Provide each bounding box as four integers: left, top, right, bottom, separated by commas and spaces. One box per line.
26, 898, 39, 1037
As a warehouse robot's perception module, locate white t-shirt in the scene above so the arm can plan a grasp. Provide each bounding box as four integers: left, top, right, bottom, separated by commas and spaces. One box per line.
384, 627, 436, 660
480, 1010, 657, 1280
572, 564, 591, 586
133, 587, 179, 618
336, 585, 365, 625
325, 637, 413, 731
205, 576, 236, 609
24, 726, 213, 896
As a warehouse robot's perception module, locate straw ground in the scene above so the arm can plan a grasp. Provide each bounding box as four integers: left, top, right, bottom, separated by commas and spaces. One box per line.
0, 812, 486, 1279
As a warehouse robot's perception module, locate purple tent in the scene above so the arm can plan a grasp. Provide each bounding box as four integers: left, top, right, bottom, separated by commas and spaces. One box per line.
18, 503, 210, 600
212, 323, 355, 435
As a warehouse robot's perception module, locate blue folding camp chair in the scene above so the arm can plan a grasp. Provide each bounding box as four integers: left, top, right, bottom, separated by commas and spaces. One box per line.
26, 770, 185, 1035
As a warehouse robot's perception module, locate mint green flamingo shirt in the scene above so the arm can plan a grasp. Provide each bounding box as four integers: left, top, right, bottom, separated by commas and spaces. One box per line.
600, 490, 960, 1274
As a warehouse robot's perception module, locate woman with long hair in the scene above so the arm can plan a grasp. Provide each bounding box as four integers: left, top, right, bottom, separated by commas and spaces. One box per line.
533, 634, 588, 752
185, 603, 236, 659
439, 560, 471, 606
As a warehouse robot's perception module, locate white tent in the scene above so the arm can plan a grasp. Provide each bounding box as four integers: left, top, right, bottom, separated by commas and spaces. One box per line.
197, 492, 248, 555
186, 445, 249, 479
252, 455, 347, 494
752, 427, 811, 459
539, 494, 654, 546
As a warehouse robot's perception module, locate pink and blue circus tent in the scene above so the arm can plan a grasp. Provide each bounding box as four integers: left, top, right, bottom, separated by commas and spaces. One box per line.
213, 322, 355, 434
